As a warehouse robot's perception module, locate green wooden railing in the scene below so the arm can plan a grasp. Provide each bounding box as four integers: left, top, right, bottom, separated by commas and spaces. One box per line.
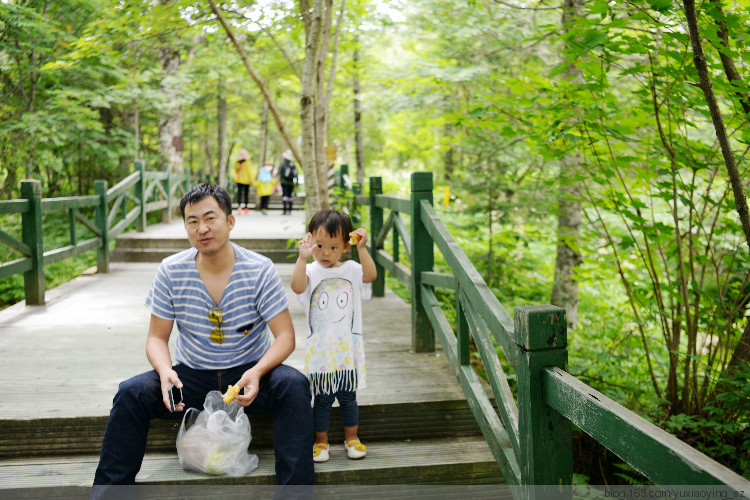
350, 171, 747, 498
0, 160, 190, 306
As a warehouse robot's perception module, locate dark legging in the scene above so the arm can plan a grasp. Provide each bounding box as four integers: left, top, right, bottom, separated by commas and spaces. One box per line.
260, 195, 270, 211
313, 390, 359, 432
236, 183, 250, 208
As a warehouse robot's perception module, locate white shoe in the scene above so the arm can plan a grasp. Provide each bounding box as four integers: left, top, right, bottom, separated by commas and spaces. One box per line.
345, 439, 366, 459
313, 442, 329, 462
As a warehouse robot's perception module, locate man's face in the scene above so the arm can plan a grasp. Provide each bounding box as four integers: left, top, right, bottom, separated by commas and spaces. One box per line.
183, 196, 234, 256
311, 228, 349, 268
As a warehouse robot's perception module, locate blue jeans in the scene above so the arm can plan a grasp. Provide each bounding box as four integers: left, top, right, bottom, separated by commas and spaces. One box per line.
92, 362, 314, 487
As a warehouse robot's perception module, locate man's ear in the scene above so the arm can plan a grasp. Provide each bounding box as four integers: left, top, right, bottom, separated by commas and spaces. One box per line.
227, 214, 235, 229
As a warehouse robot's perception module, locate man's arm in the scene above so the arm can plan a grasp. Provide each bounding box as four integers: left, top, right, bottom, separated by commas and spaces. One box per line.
234, 309, 296, 407
145, 314, 184, 412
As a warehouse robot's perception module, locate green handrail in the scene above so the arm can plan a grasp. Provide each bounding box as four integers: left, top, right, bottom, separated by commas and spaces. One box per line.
349, 169, 747, 498
0, 161, 190, 305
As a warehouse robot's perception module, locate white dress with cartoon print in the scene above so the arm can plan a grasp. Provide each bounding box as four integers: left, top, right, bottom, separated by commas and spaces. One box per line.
295, 260, 371, 395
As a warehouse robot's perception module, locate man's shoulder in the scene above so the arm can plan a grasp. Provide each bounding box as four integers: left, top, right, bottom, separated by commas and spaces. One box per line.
161, 248, 197, 268
232, 243, 274, 270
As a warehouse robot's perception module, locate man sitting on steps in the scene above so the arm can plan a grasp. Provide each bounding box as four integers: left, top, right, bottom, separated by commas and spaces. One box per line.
91, 183, 314, 497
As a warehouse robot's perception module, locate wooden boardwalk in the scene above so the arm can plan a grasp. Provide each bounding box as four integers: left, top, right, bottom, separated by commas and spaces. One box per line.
0, 215, 503, 489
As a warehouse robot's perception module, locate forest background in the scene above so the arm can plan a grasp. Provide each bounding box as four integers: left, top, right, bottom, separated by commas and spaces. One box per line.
1, 0, 749, 484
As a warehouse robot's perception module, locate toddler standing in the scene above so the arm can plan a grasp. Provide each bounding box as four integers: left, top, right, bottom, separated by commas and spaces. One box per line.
291, 209, 377, 462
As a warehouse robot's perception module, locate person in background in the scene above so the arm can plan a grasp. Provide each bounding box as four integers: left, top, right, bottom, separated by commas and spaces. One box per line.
254, 161, 275, 216
278, 150, 298, 215
234, 149, 254, 215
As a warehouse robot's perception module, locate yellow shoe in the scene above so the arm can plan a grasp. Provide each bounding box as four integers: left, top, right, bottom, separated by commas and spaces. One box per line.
313, 442, 329, 463
345, 439, 366, 459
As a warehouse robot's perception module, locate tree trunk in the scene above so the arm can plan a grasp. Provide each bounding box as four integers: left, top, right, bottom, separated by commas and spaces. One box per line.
683, 0, 750, 393
300, 0, 325, 215
217, 78, 227, 187
158, 41, 184, 174
550, 0, 584, 330
314, 0, 334, 209
353, 42, 364, 186
259, 99, 269, 170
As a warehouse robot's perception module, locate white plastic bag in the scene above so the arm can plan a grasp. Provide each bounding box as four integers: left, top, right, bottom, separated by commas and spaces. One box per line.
176, 390, 259, 476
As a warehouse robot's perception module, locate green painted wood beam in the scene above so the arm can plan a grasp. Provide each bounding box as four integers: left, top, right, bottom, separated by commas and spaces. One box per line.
374, 249, 411, 288
43, 238, 99, 265
106, 171, 141, 201
421, 201, 516, 366
421, 272, 456, 290
0, 229, 31, 256
369, 177, 385, 298
20, 180, 45, 305
0, 199, 30, 215
461, 291, 520, 459
410, 172, 434, 353
543, 367, 749, 487
0, 258, 33, 280
40, 196, 99, 211
374, 194, 410, 214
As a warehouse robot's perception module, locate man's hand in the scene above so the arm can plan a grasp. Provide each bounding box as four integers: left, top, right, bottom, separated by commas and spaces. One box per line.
234, 369, 261, 407
160, 369, 184, 413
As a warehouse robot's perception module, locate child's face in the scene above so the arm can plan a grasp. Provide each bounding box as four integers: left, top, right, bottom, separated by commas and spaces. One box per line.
311, 228, 349, 268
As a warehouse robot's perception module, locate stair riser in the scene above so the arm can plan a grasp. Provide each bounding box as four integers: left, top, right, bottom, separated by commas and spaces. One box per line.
0, 401, 484, 460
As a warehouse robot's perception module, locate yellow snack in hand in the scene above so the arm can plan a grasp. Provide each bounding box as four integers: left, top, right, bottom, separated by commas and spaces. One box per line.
349, 231, 361, 245
222, 384, 240, 404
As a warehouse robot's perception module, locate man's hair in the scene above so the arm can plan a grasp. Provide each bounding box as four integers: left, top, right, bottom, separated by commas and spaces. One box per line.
179, 183, 232, 219
307, 209, 353, 242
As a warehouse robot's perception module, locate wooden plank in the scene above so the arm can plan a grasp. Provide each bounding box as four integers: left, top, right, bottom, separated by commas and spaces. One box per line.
543, 367, 749, 487
146, 200, 168, 212
43, 238, 99, 265
422, 271, 455, 290
144, 171, 169, 181
106, 171, 140, 201
461, 291, 520, 459
375, 249, 410, 288
0, 199, 30, 215
373, 194, 410, 214
0, 257, 33, 280
420, 201, 517, 367
422, 286, 520, 485
41, 196, 99, 211
0, 229, 31, 256
74, 210, 101, 238
393, 212, 411, 259
109, 208, 141, 239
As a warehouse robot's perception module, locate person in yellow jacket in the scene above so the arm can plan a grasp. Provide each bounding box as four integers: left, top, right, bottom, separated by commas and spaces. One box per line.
253, 161, 275, 216
234, 149, 255, 215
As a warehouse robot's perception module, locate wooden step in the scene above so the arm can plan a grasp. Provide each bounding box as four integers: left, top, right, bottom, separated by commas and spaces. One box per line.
0, 400, 486, 460
0, 437, 505, 489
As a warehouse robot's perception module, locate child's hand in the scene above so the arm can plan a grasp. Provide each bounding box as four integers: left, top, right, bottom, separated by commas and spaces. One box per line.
351, 228, 368, 251
298, 232, 314, 261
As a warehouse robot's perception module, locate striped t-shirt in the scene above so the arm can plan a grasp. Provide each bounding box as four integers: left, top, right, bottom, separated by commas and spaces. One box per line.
145, 242, 288, 369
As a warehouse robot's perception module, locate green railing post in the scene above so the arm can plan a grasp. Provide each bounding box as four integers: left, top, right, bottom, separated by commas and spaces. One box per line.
135, 160, 146, 232
369, 176, 384, 297
351, 182, 362, 264
163, 171, 172, 223
410, 171, 434, 353
513, 305, 572, 499
94, 180, 110, 274
20, 179, 45, 305
339, 164, 348, 189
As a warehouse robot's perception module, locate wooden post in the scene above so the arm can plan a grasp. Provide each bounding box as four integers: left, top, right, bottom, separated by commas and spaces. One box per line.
369, 177, 384, 298
94, 180, 110, 274
456, 288, 470, 365
339, 164, 349, 189
163, 170, 172, 223
135, 160, 146, 232
351, 182, 361, 264
410, 171, 434, 353
20, 180, 45, 305
513, 305, 572, 499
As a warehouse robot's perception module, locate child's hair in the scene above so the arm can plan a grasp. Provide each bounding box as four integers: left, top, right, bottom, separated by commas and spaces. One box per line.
307, 209, 353, 242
